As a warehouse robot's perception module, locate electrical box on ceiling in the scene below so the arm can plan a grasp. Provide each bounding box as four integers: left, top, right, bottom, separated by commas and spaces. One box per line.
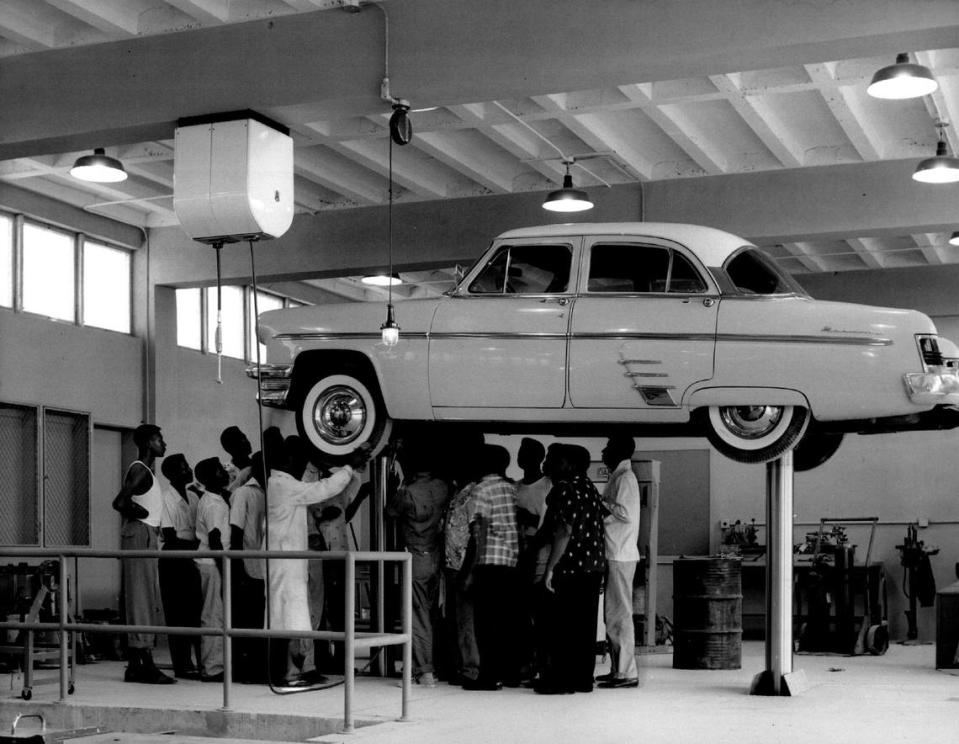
173, 111, 294, 244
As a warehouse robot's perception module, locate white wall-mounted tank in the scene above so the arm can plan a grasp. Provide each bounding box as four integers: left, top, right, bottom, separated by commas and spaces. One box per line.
173, 111, 294, 244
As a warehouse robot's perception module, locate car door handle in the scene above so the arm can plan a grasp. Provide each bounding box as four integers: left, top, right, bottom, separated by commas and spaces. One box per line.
540, 297, 570, 306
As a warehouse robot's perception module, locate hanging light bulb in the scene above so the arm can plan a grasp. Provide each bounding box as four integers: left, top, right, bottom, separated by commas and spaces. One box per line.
381, 303, 400, 346
867, 53, 938, 100
70, 148, 128, 183
543, 161, 593, 212
913, 123, 959, 184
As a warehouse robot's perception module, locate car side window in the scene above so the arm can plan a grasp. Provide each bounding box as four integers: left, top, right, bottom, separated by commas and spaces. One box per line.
725, 249, 792, 295
468, 244, 571, 294
587, 244, 706, 293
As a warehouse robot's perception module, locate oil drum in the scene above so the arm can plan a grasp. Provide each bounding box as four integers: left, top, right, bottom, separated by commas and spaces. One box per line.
672, 556, 742, 669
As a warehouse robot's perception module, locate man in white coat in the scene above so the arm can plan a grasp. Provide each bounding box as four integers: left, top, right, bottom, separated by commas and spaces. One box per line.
597, 435, 641, 689
266, 440, 371, 686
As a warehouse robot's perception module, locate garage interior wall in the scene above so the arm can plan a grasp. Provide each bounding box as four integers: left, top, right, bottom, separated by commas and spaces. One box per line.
4, 162, 956, 643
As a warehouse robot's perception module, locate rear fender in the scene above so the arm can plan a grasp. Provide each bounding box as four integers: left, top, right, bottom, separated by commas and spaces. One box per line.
685, 386, 809, 410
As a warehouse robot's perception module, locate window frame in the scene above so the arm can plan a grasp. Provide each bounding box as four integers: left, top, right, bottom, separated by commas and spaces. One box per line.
465, 241, 577, 297
80, 237, 134, 334
21, 219, 78, 323
581, 237, 716, 296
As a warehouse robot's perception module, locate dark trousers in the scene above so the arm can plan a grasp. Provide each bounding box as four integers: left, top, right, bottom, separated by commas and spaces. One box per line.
315, 561, 346, 674
231, 564, 266, 682
410, 551, 441, 676
473, 564, 521, 685
442, 567, 480, 681
544, 571, 603, 691
158, 539, 202, 674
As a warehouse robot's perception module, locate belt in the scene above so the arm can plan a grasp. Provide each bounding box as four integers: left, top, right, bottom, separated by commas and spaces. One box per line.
407, 546, 438, 556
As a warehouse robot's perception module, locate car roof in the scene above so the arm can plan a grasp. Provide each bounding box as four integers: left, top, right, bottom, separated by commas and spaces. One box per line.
495, 222, 754, 267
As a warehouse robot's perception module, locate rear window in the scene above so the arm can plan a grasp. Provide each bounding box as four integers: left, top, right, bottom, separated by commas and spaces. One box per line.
724, 248, 804, 295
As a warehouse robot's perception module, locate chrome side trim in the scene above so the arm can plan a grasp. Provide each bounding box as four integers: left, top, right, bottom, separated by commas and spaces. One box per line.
275, 331, 429, 341
275, 330, 891, 346
715, 332, 891, 346
633, 386, 678, 406
624, 371, 668, 378
583, 332, 891, 346
430, 332, 568, 340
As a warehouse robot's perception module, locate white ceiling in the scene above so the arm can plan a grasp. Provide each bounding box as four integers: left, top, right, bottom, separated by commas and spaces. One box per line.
1, 0, 958, 297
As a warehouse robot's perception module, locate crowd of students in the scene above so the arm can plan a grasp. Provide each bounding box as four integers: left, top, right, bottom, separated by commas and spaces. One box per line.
389, 434, 641, 694
113, 423, 641, 694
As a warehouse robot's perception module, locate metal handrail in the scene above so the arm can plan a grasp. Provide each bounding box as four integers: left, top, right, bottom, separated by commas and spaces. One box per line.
0, 546, 412, 733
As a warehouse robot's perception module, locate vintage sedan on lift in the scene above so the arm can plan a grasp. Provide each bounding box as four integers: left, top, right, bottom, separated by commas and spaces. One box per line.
249, 223, 959, 469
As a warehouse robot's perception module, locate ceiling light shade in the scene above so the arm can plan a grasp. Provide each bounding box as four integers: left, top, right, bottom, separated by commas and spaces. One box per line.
543, 166, 593, 212
361, 273, 402, 286
913, 140, 959, 184
867, 53, 938, 100
69, 148, 128, 183
949, 232, 959, 247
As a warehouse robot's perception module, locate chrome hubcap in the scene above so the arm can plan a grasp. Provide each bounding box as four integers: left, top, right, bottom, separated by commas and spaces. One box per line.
313, 385, 367, 445
719, 405, 784, 440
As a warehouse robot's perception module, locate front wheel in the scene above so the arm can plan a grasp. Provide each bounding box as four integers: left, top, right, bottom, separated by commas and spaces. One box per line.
295, 372, 392, 464
700, 405, 810, 464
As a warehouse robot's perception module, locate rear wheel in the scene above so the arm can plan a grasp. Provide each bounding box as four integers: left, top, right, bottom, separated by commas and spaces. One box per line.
295, 371, 392, 464
700, 405, 810, 464
793, 425, 845, 472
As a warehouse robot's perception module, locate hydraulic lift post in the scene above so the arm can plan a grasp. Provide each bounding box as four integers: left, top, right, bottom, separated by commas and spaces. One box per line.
750, 450, 808, 696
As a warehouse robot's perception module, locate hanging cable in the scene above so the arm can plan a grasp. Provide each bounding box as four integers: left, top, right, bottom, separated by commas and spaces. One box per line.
247, 238, 327, 695
213, 241, 224, 384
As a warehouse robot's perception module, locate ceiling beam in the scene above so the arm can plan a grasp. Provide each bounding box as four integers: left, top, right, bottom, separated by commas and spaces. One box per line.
165, 0, 231, 24
45, 0, 140, 36
5, 0, 959, 159
0, 3, 57, 49
803, 62, 882, 161
779, 242, 828, 273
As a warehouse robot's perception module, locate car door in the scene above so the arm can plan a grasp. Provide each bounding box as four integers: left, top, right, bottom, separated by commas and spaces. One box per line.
429, 239, 577, 408
568, 238, 718, 409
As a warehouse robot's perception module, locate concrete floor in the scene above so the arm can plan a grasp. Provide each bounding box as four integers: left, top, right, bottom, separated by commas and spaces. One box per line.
1, 642, 956, 744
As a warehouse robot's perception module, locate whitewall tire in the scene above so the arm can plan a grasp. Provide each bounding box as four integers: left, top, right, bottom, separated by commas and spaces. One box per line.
296, 373, 391, 462
701, 405, 810, 464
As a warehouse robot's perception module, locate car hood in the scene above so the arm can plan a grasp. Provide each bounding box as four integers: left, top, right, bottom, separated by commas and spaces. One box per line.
256, 297, 446, 342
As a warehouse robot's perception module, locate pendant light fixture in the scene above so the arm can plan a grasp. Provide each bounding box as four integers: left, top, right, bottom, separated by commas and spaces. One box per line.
69, 148, 128, 183
380, 129, 402, 347
913, 122, 959, 184
867, 53, 938, 100
543, 159, 593, 212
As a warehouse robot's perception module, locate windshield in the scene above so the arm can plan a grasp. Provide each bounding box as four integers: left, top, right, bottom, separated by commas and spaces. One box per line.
723, 247, 807, 296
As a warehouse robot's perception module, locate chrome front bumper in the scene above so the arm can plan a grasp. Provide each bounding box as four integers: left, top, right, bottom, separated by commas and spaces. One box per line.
245, 363, 293, 407
903, 368, 959, 405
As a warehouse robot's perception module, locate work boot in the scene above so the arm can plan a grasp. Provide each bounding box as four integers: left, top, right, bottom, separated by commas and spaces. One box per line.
125, 648, 175, 684
123, 648, 143, 682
